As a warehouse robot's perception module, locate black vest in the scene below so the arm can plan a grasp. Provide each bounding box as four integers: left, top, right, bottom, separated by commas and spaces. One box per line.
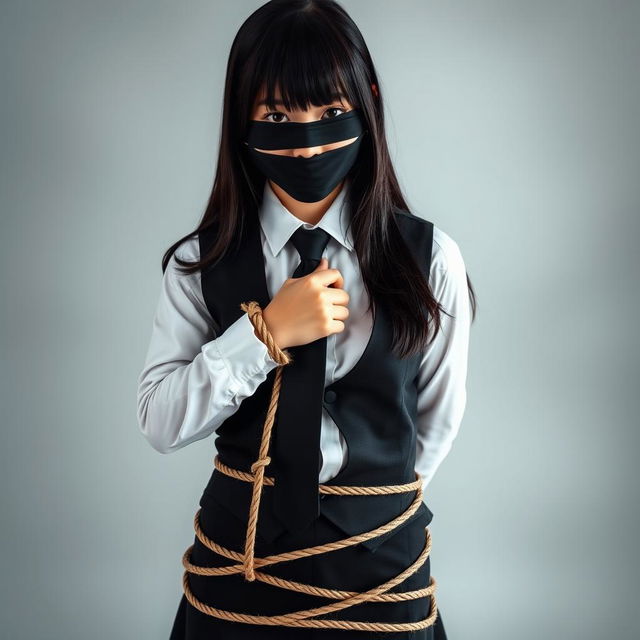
197, 206, 435, 554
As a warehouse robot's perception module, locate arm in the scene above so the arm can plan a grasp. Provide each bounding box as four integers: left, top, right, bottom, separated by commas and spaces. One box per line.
136, 247, 280, 454
414, 232, 471, 492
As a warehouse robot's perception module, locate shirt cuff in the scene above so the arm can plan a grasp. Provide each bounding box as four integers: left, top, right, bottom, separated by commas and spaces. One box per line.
202, 311, 280, 393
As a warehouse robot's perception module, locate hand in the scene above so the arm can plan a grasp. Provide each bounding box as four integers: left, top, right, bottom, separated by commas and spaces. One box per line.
262, 258, 350, 350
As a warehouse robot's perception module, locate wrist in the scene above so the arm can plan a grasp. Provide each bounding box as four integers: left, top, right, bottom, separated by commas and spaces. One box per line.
261, 306, 287, 350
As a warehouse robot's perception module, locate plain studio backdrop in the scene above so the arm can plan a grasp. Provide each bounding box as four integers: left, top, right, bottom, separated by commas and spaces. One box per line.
1, 1, 638, 638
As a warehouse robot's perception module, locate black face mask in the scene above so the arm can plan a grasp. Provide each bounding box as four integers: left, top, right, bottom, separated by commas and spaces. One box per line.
243, 109, 366, 203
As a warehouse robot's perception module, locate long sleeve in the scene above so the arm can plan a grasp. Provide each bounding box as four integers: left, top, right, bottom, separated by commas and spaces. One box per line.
136, 248, 280, 454
414, 232, 471, 492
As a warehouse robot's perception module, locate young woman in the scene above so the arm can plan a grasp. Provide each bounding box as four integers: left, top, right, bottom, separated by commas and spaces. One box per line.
137, 1, 476, 638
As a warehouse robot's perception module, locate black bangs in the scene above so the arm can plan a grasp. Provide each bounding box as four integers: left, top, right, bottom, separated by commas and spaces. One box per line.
248, 8, 361, 113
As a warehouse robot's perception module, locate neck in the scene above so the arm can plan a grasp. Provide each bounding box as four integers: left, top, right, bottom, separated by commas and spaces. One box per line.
269, 180, 345, 226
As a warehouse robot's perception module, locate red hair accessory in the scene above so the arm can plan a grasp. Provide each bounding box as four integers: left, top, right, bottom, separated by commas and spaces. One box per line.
371, 83, 379, 98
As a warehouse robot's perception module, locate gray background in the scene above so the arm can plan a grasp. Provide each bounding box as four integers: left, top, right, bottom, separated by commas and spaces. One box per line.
1, 1, 638, 638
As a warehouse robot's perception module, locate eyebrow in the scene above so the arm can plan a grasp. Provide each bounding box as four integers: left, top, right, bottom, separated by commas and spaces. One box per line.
257, 95, 347, 107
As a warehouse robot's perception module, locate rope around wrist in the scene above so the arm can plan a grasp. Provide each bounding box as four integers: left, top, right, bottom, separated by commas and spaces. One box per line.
241, 300, 293, 366
179, 300, 439, 632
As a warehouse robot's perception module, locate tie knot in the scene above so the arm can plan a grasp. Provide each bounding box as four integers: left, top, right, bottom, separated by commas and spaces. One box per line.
290, 226, 331, 262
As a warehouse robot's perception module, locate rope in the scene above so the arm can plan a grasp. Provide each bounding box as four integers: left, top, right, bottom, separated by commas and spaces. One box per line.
179, 300, 439, 632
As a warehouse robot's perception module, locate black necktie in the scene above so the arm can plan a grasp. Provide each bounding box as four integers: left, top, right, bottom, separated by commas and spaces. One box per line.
272, 226, 331, 533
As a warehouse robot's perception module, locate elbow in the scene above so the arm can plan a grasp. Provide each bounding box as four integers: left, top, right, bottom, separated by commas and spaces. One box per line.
137, 409, 172, 455
143, 431, 174, 455
136, 388, 177, 455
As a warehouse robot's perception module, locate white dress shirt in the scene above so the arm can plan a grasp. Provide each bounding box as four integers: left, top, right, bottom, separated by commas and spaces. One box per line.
137, 179, 471, 492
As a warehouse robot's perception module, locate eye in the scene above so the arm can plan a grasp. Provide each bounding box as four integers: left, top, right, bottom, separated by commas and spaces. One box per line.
322, 106, 348, 119
263, 111, 289, 123
262, 105, 349, 123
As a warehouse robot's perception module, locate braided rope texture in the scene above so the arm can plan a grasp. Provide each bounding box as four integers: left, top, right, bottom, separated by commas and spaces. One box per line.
179, 301, 439, 632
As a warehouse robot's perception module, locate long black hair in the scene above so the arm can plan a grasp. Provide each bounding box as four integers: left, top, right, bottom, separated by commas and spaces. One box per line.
163, 0, 477, 358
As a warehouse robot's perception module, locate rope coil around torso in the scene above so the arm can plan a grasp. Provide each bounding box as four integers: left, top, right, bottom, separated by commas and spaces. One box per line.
179, 300, 439, 632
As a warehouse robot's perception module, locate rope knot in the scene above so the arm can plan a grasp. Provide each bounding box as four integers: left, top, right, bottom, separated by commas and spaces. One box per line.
250, 457, 271, 474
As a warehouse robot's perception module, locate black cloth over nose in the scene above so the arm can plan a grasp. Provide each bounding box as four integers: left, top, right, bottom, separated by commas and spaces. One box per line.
272, 226, 331, 533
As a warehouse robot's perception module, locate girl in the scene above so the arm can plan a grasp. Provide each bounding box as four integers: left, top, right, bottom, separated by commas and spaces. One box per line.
137, 1, 476, 638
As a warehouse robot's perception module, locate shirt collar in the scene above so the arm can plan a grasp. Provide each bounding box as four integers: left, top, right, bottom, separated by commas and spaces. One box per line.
258, 178, 355, 258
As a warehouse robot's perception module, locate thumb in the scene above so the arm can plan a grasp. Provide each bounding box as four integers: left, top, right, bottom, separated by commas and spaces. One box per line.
313, 257, 329, 271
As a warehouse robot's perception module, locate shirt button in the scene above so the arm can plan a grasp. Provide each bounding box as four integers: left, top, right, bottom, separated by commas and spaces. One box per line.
324, 389, 337, 404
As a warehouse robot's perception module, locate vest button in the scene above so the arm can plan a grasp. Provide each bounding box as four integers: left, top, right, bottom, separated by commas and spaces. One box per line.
324, 389, 337, 403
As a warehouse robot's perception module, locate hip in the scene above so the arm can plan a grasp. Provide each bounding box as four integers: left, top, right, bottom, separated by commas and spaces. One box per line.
175, 490, 436, 639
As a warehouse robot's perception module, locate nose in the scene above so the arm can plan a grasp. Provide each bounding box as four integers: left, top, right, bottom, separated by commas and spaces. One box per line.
292, 144, 323, 158
290, 114, 325, 157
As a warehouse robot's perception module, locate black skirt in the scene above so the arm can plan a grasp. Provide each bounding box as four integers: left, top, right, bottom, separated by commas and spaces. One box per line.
169, 490, 448, 640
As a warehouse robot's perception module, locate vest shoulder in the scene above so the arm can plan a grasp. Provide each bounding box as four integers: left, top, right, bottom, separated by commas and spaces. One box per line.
393, 209, 466, 276
393, 208, 434, 231
393, 209, 435, 246
393, 209, 434, 270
